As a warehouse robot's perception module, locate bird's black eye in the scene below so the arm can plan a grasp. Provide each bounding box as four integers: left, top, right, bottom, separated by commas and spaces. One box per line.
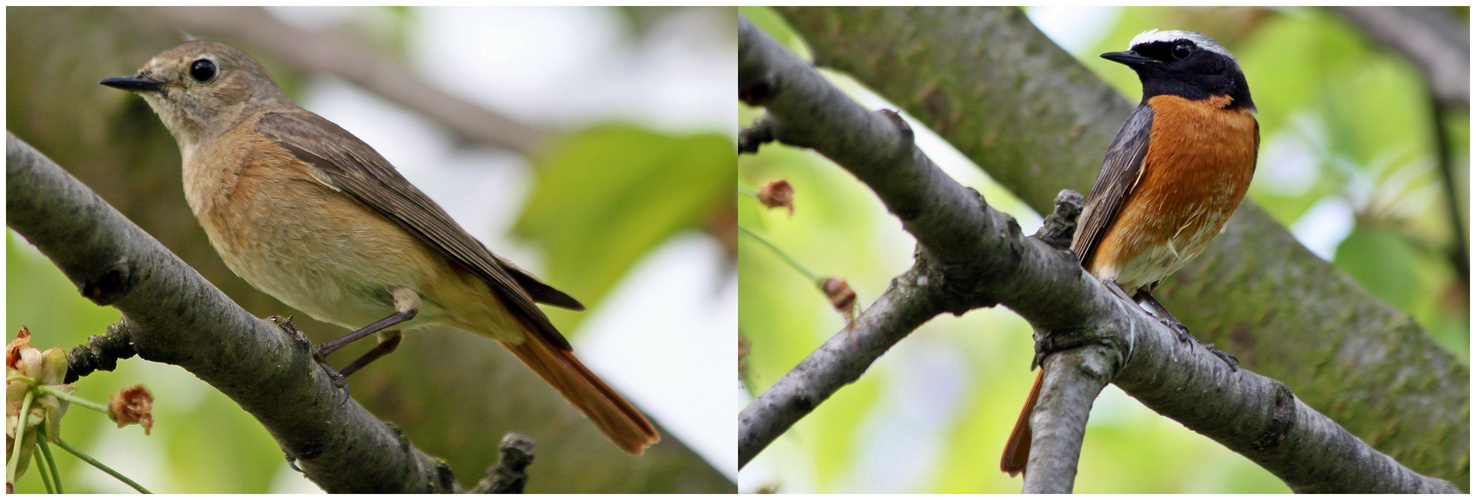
1172, 42, 1194, 60
190, 59, 216, 82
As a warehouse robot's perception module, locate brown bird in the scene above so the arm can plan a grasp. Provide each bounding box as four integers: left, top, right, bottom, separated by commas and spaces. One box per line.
101, 40, 659, 455
1001, 30, 1258, 476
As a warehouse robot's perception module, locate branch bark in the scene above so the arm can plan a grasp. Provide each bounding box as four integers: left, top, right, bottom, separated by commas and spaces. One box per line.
1020, 345, 1111, 494
1335, 7, 1470, 286
739, 12, 1461, 493
7, 8, 734, 492
1334, 6, 1469, 109
9, 131, 463, 493
776, 6, 1468, 490
141, 6, 549, 155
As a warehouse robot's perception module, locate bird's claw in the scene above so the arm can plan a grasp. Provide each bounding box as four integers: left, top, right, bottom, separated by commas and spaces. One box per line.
270, 315, 311, 348
1153, 315, 1192, 343
1205, 343, 1241, 372
308, 347, 352, 406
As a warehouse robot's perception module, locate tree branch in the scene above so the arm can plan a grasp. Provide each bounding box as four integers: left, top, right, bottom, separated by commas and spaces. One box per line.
738, 265, 943, 467
738, 13, 1460, 493
1335, 7, 1469, 286
1334, 7, 1469, 109
1021, 345, 1112, 494
472, 433, 536, 494
7, 131, 467, 493
777, 7, 1468, 489
141, 6, 549, 155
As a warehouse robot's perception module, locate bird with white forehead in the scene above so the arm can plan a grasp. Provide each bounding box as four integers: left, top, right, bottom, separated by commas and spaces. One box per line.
1001, 29, 1258, 478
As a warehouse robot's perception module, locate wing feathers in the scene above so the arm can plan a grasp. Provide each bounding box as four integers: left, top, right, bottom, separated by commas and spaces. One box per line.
1072, 104, 1155, 266
257, 109, 578, 349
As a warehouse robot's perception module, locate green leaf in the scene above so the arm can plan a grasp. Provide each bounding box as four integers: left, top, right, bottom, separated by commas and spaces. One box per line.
1333, 225, 1422, 311
515, 124, 734, 332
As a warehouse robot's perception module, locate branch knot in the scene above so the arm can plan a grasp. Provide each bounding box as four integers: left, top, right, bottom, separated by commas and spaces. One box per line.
64, 323, 138, 383
1034, 189, 1082, 250
79, 258, 134, 305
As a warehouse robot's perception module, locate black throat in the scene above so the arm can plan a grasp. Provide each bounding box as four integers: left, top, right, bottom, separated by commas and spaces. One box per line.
1132, 44, 1255, 111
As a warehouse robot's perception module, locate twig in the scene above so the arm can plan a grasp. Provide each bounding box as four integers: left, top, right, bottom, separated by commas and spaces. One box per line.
37, 430, 61, 494
63, 328, 138, 384
7, 131, 456, 493
53, 438, 151, 494
474, 433, 536, 494
32, 449, 53, 494
7, 392, 36, 488
738, 266, 944, 467
738, 12, 1460, 493
778, 6, 1467, 490
739, 225, 820, 283
738, 116, 777, 153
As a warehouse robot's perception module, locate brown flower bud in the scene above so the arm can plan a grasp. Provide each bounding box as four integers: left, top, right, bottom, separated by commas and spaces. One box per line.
821, 278, 858, 323
757, 180, 795, 217
7, 327, 74, 479
108, 385, 155, 435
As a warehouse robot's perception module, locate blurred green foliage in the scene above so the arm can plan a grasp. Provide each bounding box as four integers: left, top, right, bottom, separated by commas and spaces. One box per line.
8, 6, 736, 493
8, 235, 294, 494
517, 125, 734, 331
739, 6, 1466, 494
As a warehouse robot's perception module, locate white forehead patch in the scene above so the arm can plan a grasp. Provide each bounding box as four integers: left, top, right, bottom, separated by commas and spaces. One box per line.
1128, 29, 1237, 64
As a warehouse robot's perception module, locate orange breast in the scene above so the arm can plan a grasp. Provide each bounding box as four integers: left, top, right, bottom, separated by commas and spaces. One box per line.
1087, 94, 1258, 293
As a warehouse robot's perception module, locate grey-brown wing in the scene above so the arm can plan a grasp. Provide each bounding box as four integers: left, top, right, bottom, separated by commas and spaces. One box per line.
1072, 104, 1155, 266
489, 247, 583, 311
256, 109, 577, 350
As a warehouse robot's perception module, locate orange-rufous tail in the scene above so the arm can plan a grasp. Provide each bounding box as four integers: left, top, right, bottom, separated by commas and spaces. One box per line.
1001, 369, 1044, 476
498, 334, 659, 456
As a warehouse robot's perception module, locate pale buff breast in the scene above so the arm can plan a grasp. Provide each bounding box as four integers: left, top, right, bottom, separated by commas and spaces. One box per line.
181, 122, 441, 330
179, 118, 527, 342
1087, 94, 1257, 293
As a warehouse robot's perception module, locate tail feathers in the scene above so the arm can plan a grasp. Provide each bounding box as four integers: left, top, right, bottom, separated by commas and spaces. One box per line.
1001, 370, 1044, 477
498, 336, 659, 456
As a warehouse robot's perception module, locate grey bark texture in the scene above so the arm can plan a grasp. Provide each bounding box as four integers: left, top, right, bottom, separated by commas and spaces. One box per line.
775, 6, 1468, 490
9, 132, 455, 493
740, 9, 1464, 493
7, 8, 735, 492
1020, 346, 1111, 494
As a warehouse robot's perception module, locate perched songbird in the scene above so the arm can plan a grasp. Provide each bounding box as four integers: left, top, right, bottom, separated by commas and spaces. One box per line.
100, 40, 659, 455
1000, 30, 1258, 476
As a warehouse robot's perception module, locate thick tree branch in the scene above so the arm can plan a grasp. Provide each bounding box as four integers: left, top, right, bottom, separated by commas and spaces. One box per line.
740, 24, 989, 270
141, 6, 549, 155
738, 13, 1460, 493
1021, 345, 1112, 494
1335, 7, 1470, 285
778, 7, 1468, 489
8, 131, 465, 493
1111, 285, 1454, 493
1334, 7, 1469, 109
738, 266, 942, 467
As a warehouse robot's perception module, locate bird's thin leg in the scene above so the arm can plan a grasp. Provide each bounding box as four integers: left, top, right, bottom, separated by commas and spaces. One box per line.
1104, 278, 1137, 303
1138, 291, 1238, 371
1137, 290, 1190, 340
314, 288, 420, 358
337, 331, 403, 379
311, 288, 421, 397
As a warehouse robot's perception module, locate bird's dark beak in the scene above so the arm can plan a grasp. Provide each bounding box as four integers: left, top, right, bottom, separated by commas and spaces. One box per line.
1101, 51, 1157, 67
99, 73, 166, 92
